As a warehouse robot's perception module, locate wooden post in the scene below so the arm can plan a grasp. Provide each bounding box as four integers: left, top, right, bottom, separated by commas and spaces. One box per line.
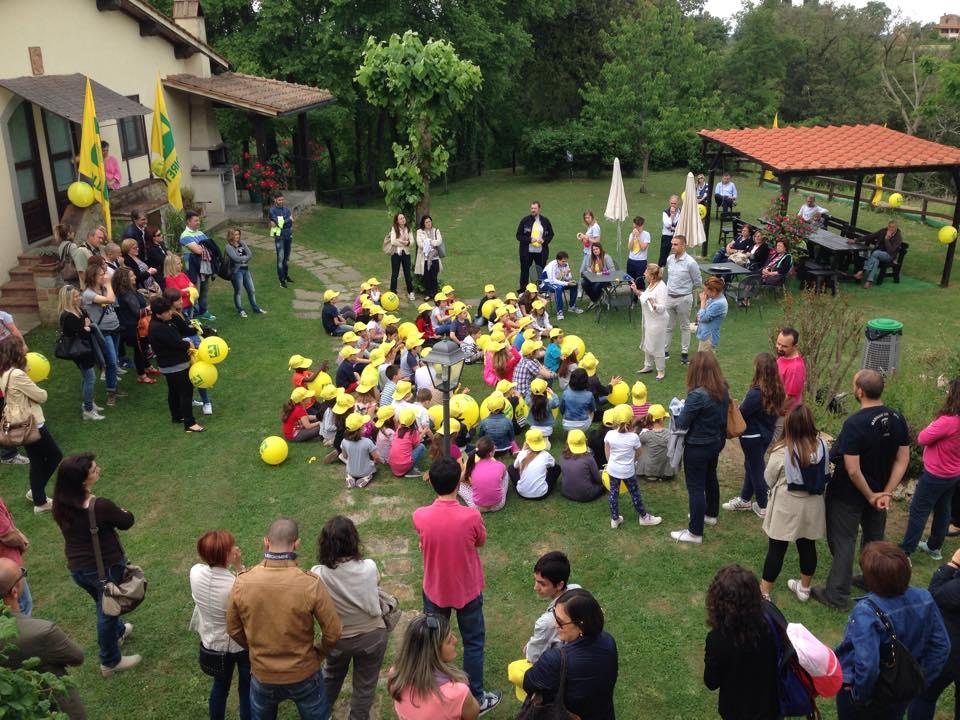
921, 198, 928, 224
704, 154, 717, 245
252, 114, 268, 167
778, 175, 791, 216
295, 113, 310, 191
849, 175, 864, 237
941, 170, 960, 288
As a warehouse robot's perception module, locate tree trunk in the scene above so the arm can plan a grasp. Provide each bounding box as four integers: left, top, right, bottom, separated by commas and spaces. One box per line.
415, 119, 432, 223
353, 113, 364, 186
325, 137, 338, 187
365, 115, 375, 193
374, 109, 386, 190
640, 149, 650, 193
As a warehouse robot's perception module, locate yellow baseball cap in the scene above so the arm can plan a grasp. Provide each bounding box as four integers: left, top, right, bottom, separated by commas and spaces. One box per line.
355, 379, 377, 395
353, 321, 369, 332
434, 292, 447, 302
287, 354, 312, 371
495, 305, 510, 320
614, 404, 634, 425
648, 404, 670, 421
398, 408, 417, 427
394, 380, 413, 399
339, 346, 359, 359
417, 302, 433, 313
421, 347, 432, 359
522, 328, 538, 341
515, 316, 533, 329
319, 384, 341, 401
374, 405, 396, 427
475, 335, 490, 351
602, 408, 616, 427
490, 330, 506, 343
525, 427, 548, 452
496, 379, 515, 393
442, 284, 455, 295
505, 292, 518, 301
632, 381, 648, 405
290, 387, 315, 403
486, 394, 505, 412
366, 277, 381, 286
486, 340, 506, 353
383, 314, 400, 325
368, 305, 385, 316
323, 289, 340, 302
341, 331, 359, 344
549, 327, 563, 339
579, 352, 598, 376
405, 336, 425, 349
567, 429, 588, 454
531, 299, 546, 311
525, 283, 539, 293
530, 378, 548, 396
360, 282, 370, 292
434, 418, 461, 435
521, 339, 544, 356
367, 351, 385, 368
484, 284, 496, 293
332, 394, 355, 414
345, 412, 370, 432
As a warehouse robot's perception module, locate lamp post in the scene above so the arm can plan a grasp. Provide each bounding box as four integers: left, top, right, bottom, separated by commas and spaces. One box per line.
427, 338, 467, 456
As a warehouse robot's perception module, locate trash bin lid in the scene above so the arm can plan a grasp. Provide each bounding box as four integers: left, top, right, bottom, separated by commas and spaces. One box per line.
867, 318, 903, 333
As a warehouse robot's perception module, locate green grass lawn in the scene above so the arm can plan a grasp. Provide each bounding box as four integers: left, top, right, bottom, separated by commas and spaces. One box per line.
6, 168, 959, 719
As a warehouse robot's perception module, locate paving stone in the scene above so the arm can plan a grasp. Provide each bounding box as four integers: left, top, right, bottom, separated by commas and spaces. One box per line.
383, 557, 413, 575
293, 289, 327, 301
366, 536, 410, 556
292, 300, 324, 310
294, 312, 324, 320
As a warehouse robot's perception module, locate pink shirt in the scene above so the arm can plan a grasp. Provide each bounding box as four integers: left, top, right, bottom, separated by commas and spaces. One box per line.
632, 402, 650, 418
394, 680, 470, 720
389, 428, 421, 476
470, 458, 507, 507
0, 498, 23, 566
918, 414, 960, 478
105, 155, 122, 190
777, 354, 806, 407
413, 498, 486, 608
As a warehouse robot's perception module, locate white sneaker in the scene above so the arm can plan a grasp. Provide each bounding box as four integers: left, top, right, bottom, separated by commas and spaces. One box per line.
556, 311, 565, 320
787, 579, 811, 602
24, 489, 32, 501
116, 367, 128, 375
752, 502, 767, 519
239, 310, 248, 318
408, 292, 416, 302
1, 453, 29, 465
689, 513, 718, 526
638, 513, 663, 526
83, 401, 104, 412
33, 499, 53, 514
570, 307, 584, 314
722, 496, 753, 511
119, 622, 134, 646
670, 529, 703, 544
192, 400, 204, 407
610, 515, 624, 529
202, 402, 213, 415
83, 409, 106, 421
101, 654, 141, 677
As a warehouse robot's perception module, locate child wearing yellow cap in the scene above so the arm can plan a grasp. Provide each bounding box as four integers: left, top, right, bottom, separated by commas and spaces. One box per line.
558, 430, 604, 502
630, 381, 650, 418
388, 408, 426, 477
636, 405, 674, 481
282, 388, 323, 442
335, 347, 363, 392
529, 299, 552, 337
519, 283, 540, 315
430, 295, 453, 336
606, 406, 662, 529
478, 394, 515, 453
341, 412, 380, 487
508, 428, 559, 499
415, 303, 437, 343
476, 284, 499, 328
527, 378, 559, 438
323, 290, 354, 336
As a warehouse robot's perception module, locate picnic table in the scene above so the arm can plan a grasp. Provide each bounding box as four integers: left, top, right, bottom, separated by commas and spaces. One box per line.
581, 270, 633, 323
699, 261, 752, 279
806, 228, 866, 273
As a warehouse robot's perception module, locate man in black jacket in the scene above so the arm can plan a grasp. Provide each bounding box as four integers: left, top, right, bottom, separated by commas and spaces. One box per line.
516, 201, 554, 292
121, 208, 149, 258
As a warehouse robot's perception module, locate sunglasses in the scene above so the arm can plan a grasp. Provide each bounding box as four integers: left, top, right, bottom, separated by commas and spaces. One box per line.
0, 567, 26, 597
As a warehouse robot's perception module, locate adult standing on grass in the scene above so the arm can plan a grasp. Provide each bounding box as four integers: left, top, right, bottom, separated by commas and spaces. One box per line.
179, 210, 219, 321
811, 370, 910, 611
415, 214, 444, 301
576, 209, 601, 272
227, 517, 343, 720
309, 516, 388, 720
516, 201, 554, 293
775, 327, 806, 409
0, 338, 62, 513
224, 228, 266, 317
144, 225, 168, 287
413, 457, 502, 715
0, 496, 32, 614
189, 529, 250, 720
269, 193, 294, 288
657, 194, 680, 267
632, 263, 668, 381
387, 212, 416, 302
899, 378, 960, 562
147, 298, 204, 433
664, 235, 701, 366
671, 351, 729, 545
81, 263, 123, 407
625, 215, 650, 290
52, 453, 140, 677
58, 285, 101, 421
695, 277, 728, 353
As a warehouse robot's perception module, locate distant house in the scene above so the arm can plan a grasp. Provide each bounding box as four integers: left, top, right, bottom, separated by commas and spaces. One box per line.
0, 0, 332, 323
938, 14, 960, 39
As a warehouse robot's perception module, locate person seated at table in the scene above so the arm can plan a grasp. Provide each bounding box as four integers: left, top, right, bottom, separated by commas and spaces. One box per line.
713, 173, 737, 212
854, 219, 903, 289
542, 251, 582, 321
796, 195, 829, 225
745, 231, 771, 271
712, 223, 753, 263
760, 239, 792, 286
580, 243, 615, 308
695, 174, 709, 205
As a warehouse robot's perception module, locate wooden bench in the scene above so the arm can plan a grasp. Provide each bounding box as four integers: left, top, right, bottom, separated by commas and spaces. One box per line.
875, 242, 908, 285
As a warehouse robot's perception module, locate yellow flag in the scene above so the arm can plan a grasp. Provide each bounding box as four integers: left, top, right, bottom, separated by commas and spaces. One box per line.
763, 113, 779, 182
77, 77, 111, 237
150, 74, 183, 210
871, 173, 884, 207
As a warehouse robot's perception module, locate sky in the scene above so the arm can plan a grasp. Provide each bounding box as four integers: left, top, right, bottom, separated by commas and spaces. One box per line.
703, 0, 953, 24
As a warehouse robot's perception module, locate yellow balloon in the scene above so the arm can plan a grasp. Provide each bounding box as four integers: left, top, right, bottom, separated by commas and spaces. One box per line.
888, 193, 904, 208
450, 394, 480, 429
428, 404, 445, 429
189, 361, 218, 388
560, 335, 586, 361
25, 352, 50, 382
482, 298, 503, 320
680, 191, 686, 203
698, 203, 707, 219
602, 469, 628, 495
397, 322, 418, 340
608, 381, 629, 405
306, 371, 333, 394
66, 181, 94, 208
259, 435, 289, 465
939, 226, 958, 245
198, 336, 230, 364
380, 291, 400, 311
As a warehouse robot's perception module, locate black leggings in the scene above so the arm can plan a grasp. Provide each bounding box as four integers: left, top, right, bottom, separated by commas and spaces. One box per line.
421, 261, 439, 299
121, 329, 146, 374
390, 253, 413, 294
24, 424, 63, 506
164, 368, 196, 429
762, 537, 817, 583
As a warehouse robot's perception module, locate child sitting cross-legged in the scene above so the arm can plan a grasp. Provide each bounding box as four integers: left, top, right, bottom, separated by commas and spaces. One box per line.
636, 404, 674, 481
340, 411, 380, 488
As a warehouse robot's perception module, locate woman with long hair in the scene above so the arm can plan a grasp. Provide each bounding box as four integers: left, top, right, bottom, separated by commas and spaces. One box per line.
672, 351, 730, 544
900, 378, 960, 561
57, 284, 101, 420
759, 404, 828, 602
387, 212, 415, 302
111, 268, 153, 384
559, 368, 596, 433
580, 242, 615, 305
703, 565, 780, 720
388, 613, 480, 720
52, 453, 140, 675
633, 263, 668, 380
163, 254, 195, 318
310, 516, 388, 720
81, 262, 122, 406
0, 338, 63, 511
224, 227, 266, 317
146, 297, 203, 433
724, 352, 786, 517
415, 214, 444, 300
189, 530, 249, 720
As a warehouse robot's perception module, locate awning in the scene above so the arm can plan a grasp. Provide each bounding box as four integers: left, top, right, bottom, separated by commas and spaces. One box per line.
163, 72, 334, 117
0, 74, 151, 124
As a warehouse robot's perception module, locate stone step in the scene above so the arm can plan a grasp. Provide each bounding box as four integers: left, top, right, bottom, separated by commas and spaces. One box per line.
0, 294, 41, 312
0, 281, 39, 303
9, 266, 35, 283
17, 253, 56, 270
11, 311, 41, 335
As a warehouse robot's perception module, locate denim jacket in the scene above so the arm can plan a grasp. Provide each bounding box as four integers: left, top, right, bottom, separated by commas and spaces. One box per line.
835, 587, 950, 703
478, 413, 515, 451
676, 387, 728, 446
560, 389, 597, 423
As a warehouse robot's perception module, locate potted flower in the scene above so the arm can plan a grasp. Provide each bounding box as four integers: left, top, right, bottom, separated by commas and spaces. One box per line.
240, 155, 294, 211
760, 195, 814, 258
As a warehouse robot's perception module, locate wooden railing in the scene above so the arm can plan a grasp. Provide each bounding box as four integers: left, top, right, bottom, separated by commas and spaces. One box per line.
789, 175, 954, 224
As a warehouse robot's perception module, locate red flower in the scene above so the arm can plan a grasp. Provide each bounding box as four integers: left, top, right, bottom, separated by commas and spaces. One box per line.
243, 151, 251, 160
283, 162, 290, 169
254, 161, 261, 169
243, 171, 250, 179
245, 183, 252, 190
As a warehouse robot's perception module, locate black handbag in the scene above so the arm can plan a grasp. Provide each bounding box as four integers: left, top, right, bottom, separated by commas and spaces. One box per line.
53, 332, 92, 361
516, 649, 575, 720
864, 599, 928, 705
198, 643, 229, 678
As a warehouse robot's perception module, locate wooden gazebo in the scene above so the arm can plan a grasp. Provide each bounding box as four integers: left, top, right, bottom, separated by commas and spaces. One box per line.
699, 124, 960, 287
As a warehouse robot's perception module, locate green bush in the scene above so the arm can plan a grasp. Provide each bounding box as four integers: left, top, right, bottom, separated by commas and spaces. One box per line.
0, 610, 72, 719
520, 122, 633, 179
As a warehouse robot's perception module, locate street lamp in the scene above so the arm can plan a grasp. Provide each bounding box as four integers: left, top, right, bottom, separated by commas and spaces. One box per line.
427, 338, 467, 456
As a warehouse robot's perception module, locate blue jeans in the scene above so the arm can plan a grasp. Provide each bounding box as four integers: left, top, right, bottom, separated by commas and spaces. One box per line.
900, 470, 958, 554
70, 562, 127, 667
80, 366, 95, 411
250, 670, 329, 720
738, 435, 769, 508
330, 325, 351, 337
863, 250, 892, 283
625, 259, 647, 290
544, 281, 577, 313
210, 650, 251, 720
232, 268, 262, 313
197, 276, 210, 315
18, 577, 32, 616
423, 592, 486, 700
411, 443, 426, 469
275, 235, 292, 282
909, 659, 960, 720
684, 441, 722, 536
92, 327, 118, 391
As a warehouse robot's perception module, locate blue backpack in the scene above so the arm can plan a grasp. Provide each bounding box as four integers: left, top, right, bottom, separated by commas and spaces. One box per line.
765, 607, 819, 719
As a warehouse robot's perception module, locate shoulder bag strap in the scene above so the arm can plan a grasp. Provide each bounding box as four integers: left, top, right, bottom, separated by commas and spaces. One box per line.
864, 598, 896, 640
87, 496, 109, 583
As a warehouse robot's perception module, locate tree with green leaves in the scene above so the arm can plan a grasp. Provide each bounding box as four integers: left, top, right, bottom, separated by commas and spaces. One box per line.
356, 31, 482, 218
0, 610, 74, 719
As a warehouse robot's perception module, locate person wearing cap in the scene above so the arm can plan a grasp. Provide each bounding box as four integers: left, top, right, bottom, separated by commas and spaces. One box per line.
516, 201, 555, 292
317, 384, 342, 445
518, 282, 540, 315
389, 408, 426, 477
630, 381, 650, 418
352, 281, 371, 318
695, 277, 728, 353
365, 277, 382, 306
386, 213, 416, 302
478, 393, 516, 454
415, 302, 437, 343
399, 336, 424, 382
496, 379, 529, 433
324, 392, 358, 463
288, 354, 317, 388
512, 326, 539, 354
606, 405, 662, 529
664, 235, 702, 366
476, 285, 499, 327
529, 299, 552, 337
636, 404, 674, 480
373, 405, 397, 463
544, 328, 564, 373
282, 388, 323, 442
513, 339, 555, 400
560, 368, 597, 433
558, 430, 604, 502
415, 214, 444, 299
579, 352, 621, 405
527, 378, 560, 439
340, 413, 380, 488
335, 347, 363, 392
430, 294, 454, 336
447, 303, 472, 345
323, 290, 353, 337
509, 428, 560, 500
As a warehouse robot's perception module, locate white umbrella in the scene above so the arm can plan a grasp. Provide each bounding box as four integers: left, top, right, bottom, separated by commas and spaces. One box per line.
604, 157, 629, 257
675, 171, 706, 249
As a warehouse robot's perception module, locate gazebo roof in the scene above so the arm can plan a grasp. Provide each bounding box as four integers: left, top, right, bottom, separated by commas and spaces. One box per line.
699, 124, 960, 175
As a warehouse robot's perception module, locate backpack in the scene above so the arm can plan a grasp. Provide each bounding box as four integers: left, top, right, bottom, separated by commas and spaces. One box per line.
786, 439, 830, 496
766, 607, 820, 719
57, 242, 79, 282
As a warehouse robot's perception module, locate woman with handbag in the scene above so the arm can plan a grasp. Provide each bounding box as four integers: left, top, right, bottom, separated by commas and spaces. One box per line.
309, 516, 388, 720
388, 613, 480, 720
51, 453, 141, 676
835, 542, 950, 720
415, 215, 444, 301
522, 588, 618, 720
0, 338, 63, 513
81, 262, 123, 407
57, 285, 102, 421
112, 268, 155, 385
189, 529, 250, 720
386, 212, 416, 302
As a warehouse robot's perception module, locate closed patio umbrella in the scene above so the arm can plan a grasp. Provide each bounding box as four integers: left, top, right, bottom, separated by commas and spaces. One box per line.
675, 171, 706, 249
604, 157, 629, 257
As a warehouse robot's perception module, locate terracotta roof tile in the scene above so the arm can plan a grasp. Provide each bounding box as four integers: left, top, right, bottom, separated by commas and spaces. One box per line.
699, 124, 960, 173
164, 72, 334, 117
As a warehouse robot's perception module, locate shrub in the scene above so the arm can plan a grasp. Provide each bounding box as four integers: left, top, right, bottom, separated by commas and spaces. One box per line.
520, 122, 632, 179
0, 610, 73, 719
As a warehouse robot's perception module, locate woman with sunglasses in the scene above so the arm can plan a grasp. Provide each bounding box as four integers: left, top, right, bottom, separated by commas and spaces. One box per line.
143, 225, 168, 287
388, 613, 480, 719
523, 588, 618, 719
